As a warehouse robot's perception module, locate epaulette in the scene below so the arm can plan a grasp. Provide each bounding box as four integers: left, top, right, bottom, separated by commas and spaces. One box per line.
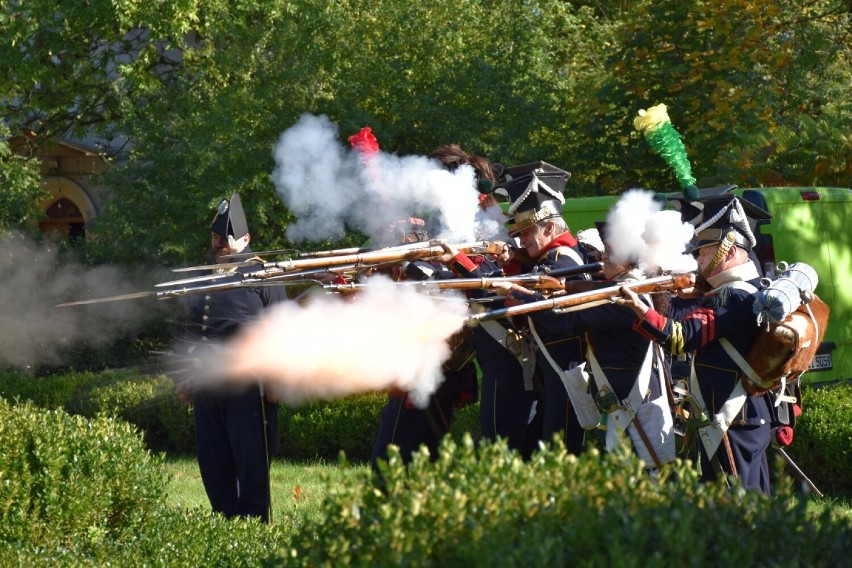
700, 285, 732, 309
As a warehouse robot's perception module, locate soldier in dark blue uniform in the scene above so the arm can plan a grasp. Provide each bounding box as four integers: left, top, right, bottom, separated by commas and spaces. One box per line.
505, 224, 674, 467
453, 162, 590, 455
618, 195, 773, 493
369, 220, 478, 471
370, 145, 493, 470
173, 193, 285, 521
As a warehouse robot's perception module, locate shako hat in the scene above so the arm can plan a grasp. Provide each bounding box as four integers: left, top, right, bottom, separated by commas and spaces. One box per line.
210, 192, 249, 238
495, 161, 570, 236
670, 189, 771, 252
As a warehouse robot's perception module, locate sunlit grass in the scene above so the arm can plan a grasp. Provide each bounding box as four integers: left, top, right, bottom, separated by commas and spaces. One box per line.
163, 456, 371, 531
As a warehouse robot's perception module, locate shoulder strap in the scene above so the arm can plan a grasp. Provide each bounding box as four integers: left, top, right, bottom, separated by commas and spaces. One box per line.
688, 358, 747, 458
550, 246, 586, 272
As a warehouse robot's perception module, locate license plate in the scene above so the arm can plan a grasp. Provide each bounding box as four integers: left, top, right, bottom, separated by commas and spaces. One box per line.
808, 353, 833, 371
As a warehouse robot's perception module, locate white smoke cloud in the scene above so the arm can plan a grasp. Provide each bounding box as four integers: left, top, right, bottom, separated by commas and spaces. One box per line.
476, 203, 510, 241
199, 275, 469, 407
270, 114, 486, 244
0, 231, 171, 369
605, 189, 697, 273
642, 209, 698, 273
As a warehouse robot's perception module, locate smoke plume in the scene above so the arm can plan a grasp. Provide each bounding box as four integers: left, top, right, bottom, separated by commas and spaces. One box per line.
271, 114, 496, 244
0, 231, 171, 370
194, 275, 468, 408
605, 189, 697, 273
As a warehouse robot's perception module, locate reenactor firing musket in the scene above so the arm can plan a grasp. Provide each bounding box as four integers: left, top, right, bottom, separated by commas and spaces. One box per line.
465, 272, 696, 326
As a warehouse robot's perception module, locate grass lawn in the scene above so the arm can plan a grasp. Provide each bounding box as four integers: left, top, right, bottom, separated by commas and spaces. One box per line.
164, 456, 370, 530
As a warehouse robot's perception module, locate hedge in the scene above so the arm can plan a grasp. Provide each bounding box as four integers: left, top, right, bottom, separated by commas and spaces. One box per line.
285, 438, 852, 566
0, 393, 850, 567
1, 371, 850, 495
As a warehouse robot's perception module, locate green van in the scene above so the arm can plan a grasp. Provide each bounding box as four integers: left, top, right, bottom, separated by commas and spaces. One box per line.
559, 186, 852, 386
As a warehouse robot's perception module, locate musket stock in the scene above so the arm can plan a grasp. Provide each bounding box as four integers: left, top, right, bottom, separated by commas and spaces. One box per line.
323, 274, 566, 294
320, 261, 603, 295
465, 273, 696, 326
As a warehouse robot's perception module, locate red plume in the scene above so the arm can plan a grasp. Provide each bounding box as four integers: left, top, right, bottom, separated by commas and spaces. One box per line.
348, 126, 379, 156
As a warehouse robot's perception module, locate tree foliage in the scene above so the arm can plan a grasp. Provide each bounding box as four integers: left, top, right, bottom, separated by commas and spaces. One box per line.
594, 0, 852, 192
92, 0, 616, 263
3, 0, 852, 263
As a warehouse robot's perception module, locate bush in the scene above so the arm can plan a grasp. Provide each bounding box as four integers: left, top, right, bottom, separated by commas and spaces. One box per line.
280, 393, 387, 461
788, 382, 852, 495
286, 437, 852, 566
0, 399, 166, 551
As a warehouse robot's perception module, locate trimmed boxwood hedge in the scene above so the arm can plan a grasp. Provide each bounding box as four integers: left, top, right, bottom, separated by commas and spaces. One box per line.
1, 370, 850, 495
285, 438, 852, 566
0, 388, 850, 567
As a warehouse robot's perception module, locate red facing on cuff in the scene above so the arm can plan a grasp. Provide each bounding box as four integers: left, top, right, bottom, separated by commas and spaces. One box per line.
450, 252, 478, 273
640, 309, 667, 331
631, 309, 667, 340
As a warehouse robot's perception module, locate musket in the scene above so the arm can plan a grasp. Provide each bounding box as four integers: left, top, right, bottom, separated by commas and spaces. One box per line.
465, 273, 696, 326
320, 262, 604, 294
173, 239, 494, 273
55, 276, 252, 307
55, 264, 361, 307
55, 241, 504, 307
163, 241, 503, 286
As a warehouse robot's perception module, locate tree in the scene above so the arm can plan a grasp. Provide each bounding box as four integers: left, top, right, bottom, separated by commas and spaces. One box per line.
590, 0, 852, 192
0, 127, 44, 232
0, 0, 210, 240
92, 0, 616, 263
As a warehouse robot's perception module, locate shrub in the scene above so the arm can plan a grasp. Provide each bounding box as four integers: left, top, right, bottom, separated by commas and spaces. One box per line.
280, 393, 387, 461
788, 382, 852, 495
285, 437, 852, 566
0, 399, 166, 550
89, 374, 196, 453
448, 402, 481, 444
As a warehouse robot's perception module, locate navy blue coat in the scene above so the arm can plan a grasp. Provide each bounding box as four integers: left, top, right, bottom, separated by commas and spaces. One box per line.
175, 247, 286, 521
634, 274, 772, 493
504, 233, 588, 454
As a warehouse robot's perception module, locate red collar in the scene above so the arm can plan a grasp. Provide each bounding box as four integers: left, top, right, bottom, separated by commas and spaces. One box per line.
539, 231, 577, 256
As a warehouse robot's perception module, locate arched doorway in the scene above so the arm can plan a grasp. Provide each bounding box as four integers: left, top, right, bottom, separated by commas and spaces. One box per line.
38, 176, 98, 243
39, 197, 86, 242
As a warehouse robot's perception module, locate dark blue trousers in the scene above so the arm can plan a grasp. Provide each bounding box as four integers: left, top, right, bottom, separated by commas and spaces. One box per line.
193, 385, 277, 522
474, 328, 535, 453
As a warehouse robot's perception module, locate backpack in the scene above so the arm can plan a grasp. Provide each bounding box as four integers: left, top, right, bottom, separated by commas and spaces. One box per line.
741, 295, 830, 395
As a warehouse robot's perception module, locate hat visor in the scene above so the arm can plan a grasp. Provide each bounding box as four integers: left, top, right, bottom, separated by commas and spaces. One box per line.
506, 208, 562, 237
689, 228, 752, 252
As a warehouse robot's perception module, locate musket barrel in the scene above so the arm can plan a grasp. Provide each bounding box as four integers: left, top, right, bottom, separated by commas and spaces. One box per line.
547, 261, 604, 279
465, 273, 695, 325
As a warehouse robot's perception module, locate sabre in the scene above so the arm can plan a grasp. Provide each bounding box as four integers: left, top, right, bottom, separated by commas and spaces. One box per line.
773, 446, 823, 497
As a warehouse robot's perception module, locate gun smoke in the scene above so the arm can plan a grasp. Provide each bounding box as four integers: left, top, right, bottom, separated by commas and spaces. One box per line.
271, 114, 499, 244
0, 232, 171, 370
605, 189, 697, 274
194, 275, 469, 407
